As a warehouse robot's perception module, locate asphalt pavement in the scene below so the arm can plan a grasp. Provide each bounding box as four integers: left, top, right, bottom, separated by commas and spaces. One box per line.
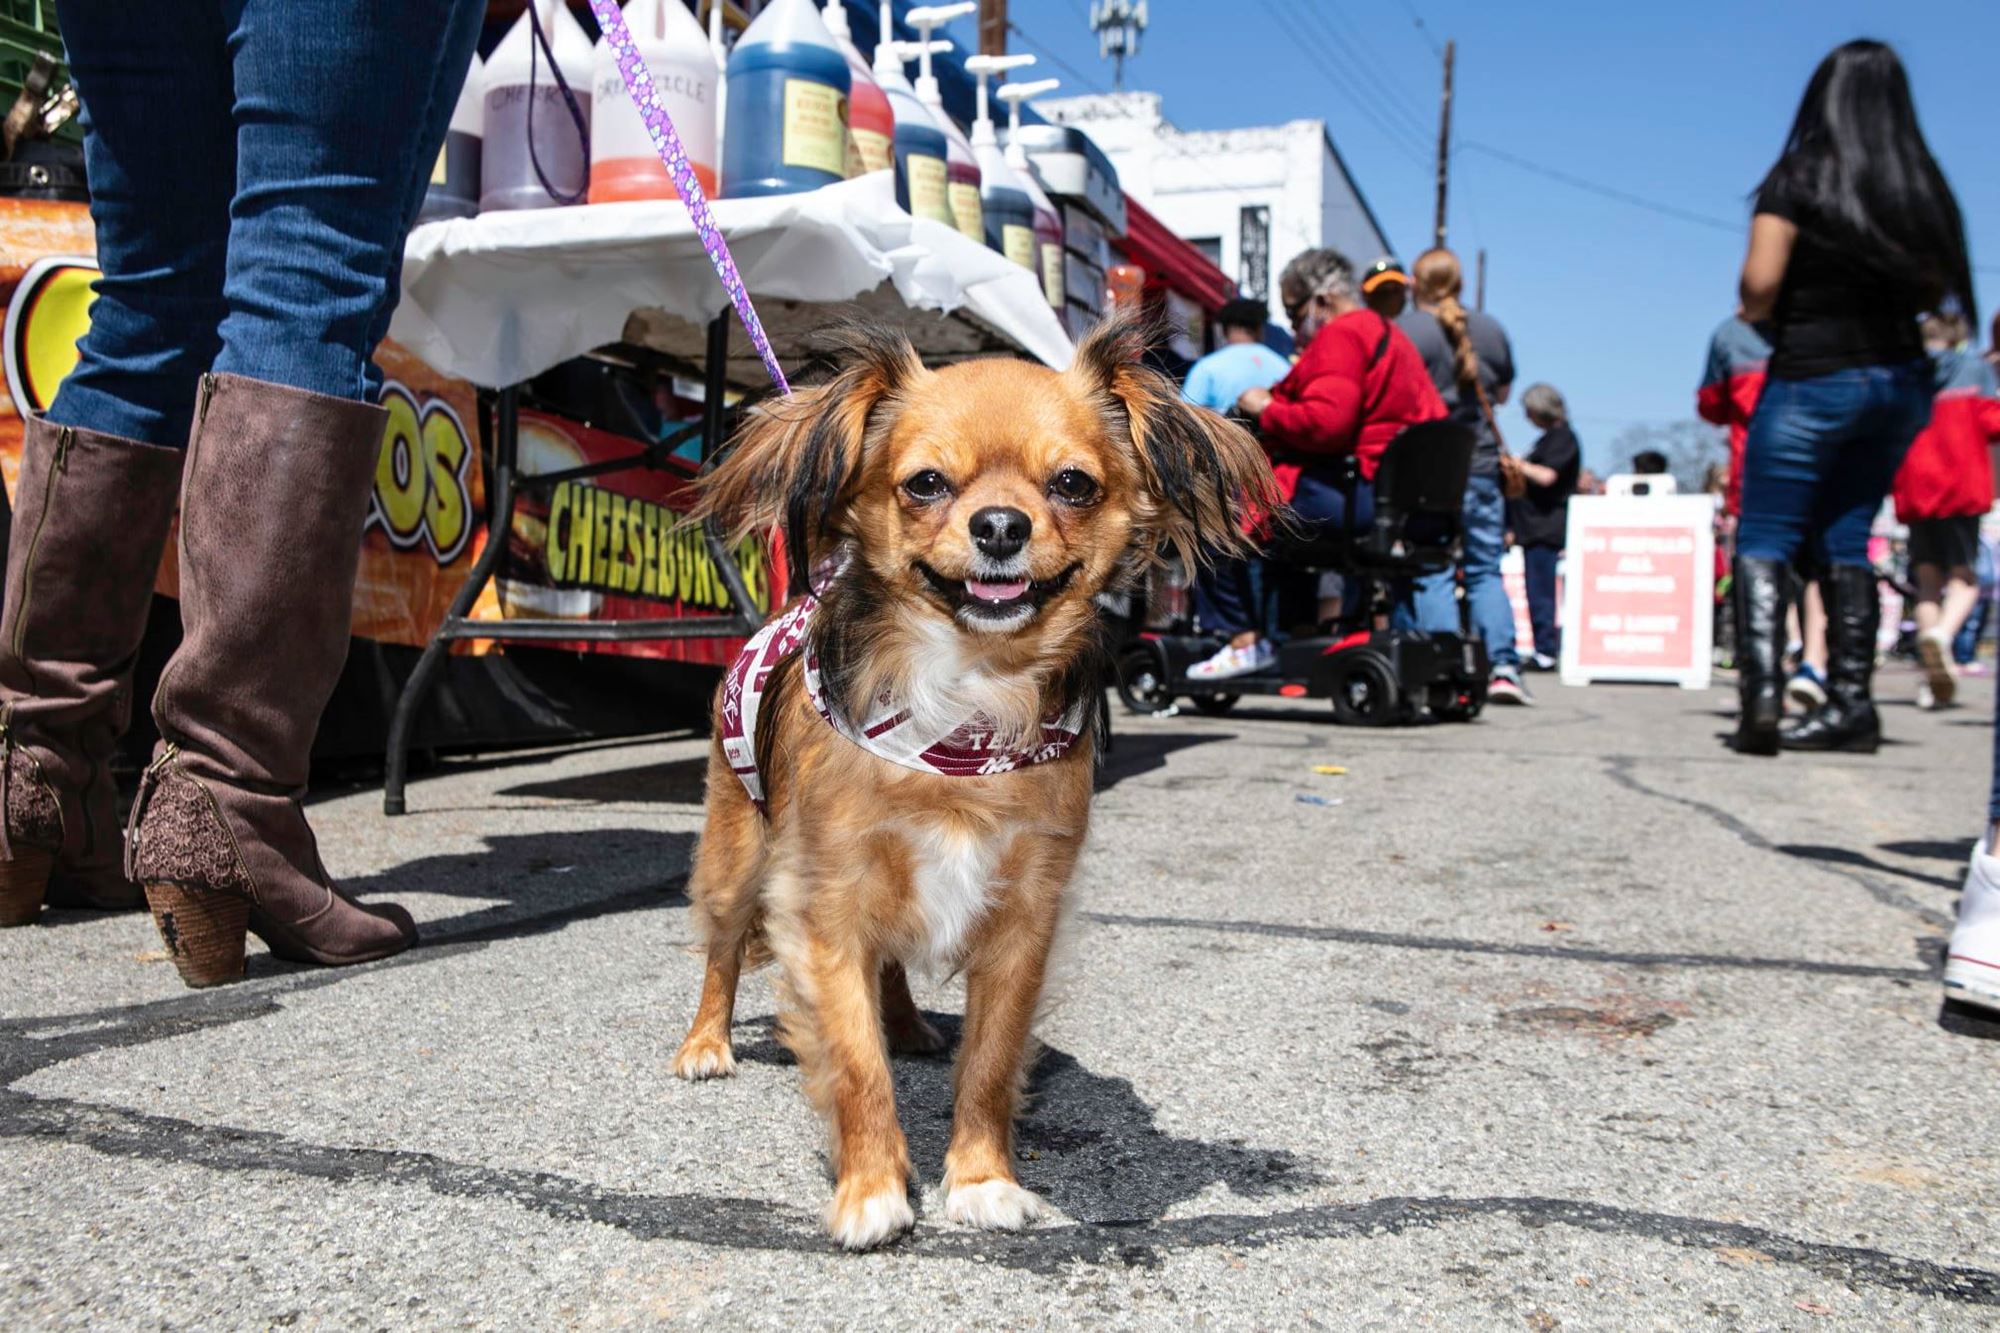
2, 663, 1996, 1330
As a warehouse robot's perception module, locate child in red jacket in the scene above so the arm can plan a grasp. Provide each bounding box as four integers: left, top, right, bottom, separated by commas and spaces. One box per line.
1894, 313, 2000, 708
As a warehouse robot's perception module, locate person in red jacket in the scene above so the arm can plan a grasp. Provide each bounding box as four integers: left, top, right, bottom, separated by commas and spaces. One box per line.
1187, 247, 1446, 681
1697, 315, 1771, 519
1895, 313, 2000, 708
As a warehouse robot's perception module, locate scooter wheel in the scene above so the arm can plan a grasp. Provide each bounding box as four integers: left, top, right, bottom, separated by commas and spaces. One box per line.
1115, 643, 1174, 713
1328, 653, 1402, 727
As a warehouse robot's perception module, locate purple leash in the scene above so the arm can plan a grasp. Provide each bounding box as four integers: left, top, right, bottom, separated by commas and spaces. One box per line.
585, 0, 791, 396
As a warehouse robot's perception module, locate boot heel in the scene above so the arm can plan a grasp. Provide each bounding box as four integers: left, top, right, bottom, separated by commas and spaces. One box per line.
0, 848, 53, 926
144, 883, 250, 987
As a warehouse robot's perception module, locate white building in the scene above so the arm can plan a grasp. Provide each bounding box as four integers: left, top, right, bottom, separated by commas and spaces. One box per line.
1036, 92, 1393, 333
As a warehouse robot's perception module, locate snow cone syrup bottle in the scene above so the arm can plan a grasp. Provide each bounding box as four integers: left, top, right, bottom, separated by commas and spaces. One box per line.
998, 76, 1067, 308
872, 4, 949, 223
419, 51, 483, 222
719, 0, 851, 198
482, 0, 594, 211
906, 4, 983, 244
589, 0, 719, 203
964, 54, 1038, 268
822, 0, 892, 177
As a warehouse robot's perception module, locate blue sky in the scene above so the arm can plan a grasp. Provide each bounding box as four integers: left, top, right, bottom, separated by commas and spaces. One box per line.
973, 0, 2000, 471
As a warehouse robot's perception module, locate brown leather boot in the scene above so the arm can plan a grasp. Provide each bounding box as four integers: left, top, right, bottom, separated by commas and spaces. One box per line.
128, 374, 415, 986
0, 419, 181, 925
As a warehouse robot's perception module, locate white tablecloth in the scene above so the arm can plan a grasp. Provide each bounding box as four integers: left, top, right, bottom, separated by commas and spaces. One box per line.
390, 173, 1073, 388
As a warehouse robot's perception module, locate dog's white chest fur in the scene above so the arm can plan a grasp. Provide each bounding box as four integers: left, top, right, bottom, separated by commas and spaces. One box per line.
901, 818, 1014, 971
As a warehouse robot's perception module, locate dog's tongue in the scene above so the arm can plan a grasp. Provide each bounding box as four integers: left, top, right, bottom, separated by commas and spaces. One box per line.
966, 577, 1030, 603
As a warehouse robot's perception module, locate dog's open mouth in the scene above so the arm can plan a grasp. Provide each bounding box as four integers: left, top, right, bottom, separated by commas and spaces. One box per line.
916, 561, 1081, 622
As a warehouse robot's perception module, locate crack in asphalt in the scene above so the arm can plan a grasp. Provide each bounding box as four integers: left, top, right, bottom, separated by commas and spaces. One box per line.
1, 1088, 1994, 1302
1601, 755, 1954, 930
1082, 911, 1934, 979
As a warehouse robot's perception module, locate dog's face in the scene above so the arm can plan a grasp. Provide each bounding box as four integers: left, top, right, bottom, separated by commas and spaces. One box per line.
698, 315, 1275, 652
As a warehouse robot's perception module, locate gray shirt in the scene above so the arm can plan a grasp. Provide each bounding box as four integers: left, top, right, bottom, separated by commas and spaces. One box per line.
1398, 307, 1515, 474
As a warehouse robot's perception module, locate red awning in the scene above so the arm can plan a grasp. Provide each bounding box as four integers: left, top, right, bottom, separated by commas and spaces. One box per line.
1118, 195, 1237, 313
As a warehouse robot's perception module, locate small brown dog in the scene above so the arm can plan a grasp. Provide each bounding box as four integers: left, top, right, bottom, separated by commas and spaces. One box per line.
676, 314, 1273, 1249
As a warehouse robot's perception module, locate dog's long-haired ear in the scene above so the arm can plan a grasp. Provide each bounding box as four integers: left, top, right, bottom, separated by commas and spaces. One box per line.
693, 320, 923, 589
1066, 310, 1280, 564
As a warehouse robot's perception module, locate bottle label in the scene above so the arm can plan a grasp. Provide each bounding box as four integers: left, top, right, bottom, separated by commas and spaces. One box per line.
1002, 224, 1036, 270
949, 182, 984, 241
908, 154, 950, 224
783, 79, 848, 178
852, 127, 893, 176
1041, 243, 1066, 306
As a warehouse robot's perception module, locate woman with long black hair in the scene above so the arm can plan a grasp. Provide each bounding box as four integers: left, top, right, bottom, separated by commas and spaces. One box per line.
1732, 39, 1974, 757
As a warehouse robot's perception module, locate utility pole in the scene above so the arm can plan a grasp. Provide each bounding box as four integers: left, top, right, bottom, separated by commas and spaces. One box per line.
1433, 39, 1453, 248
1476, 248, 1486, 310
978, 0, 1007, 56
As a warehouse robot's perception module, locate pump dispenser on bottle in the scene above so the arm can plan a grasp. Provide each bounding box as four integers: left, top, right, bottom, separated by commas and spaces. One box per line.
997, 76, 1066, 309
963, 54, 1037, 269
904, 4, 983, 244
871, 5, 950, 224
821, 0, 892, 177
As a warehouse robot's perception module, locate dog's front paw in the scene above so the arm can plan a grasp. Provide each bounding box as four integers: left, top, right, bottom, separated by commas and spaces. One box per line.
944, 1177, 1045, 1231
825, 1177, 915, 1251
671, 1034, 737, 1081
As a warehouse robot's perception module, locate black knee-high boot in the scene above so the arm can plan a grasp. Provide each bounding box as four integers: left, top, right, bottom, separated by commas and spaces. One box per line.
1782, 563, 1881, 754
1732, 556, 1785, 756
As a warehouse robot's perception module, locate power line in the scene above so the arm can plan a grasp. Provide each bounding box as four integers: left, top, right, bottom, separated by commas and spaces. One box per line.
1457, 140, 1746, 235
1310, 1, 1439, 143
1007, 21, 1109, 94
1266, 0, 1433, 169
1391, 0, 1444, 58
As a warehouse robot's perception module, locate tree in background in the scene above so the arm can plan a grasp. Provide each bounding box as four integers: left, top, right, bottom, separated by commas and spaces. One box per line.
1608, 420, 1727, 492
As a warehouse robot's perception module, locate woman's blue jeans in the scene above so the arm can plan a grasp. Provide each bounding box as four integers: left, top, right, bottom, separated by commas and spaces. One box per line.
47, 0, 484, 448
1400, 471, 1519, 670
1735, 363, 1932, 568
1195, 466, 1372, 639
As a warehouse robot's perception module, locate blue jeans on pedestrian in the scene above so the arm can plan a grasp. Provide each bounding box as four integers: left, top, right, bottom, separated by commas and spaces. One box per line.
47, 0, 485, 448
1195, 465, 1372, 639
1400, 471, 1519, 671
1523, 543, 1561, 659
1735, 363, 1932, 568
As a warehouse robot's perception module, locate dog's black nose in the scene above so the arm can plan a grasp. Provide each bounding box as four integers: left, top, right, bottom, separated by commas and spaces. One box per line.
969, 506, 1031, 560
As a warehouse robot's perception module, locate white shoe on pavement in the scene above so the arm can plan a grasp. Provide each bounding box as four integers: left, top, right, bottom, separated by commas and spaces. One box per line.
1916, 681, 1938, 711
1187, 638, 1275, 682
1917, 627, 1958, 707
1944, 836, 2000, 1014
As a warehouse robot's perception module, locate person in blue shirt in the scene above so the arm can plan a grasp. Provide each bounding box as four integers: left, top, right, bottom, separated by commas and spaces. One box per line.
1183, 298, 1290, 416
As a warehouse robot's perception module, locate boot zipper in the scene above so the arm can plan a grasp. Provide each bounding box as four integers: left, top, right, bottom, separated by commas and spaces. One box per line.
194, 373, 217, 430
10, 426, 71, 673
124, 743, 177, 881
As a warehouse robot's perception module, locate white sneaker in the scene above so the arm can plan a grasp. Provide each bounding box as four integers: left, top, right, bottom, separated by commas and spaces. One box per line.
1187, 639, 1275, 682
1916, 681, 1938, 711
1917, 627, 1958, 707
1944, 837, 2000, 1014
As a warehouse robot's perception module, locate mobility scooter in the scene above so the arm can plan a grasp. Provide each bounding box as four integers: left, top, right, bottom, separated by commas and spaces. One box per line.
1115, 419, 1489, 727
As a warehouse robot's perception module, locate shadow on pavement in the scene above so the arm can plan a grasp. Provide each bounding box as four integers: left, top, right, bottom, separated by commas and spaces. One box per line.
734, 1010, 1318, 1225
1774, 843, 1961, 892
1095, 727, 1238, 791
1880, 837, 1977, 863
500, 757, 711, 805
1939, 1001, 2000, 1041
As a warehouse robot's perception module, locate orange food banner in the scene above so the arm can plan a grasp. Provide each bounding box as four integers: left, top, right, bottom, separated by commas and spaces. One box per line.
1558, 495, 1715, 690
0, 198, 775, 662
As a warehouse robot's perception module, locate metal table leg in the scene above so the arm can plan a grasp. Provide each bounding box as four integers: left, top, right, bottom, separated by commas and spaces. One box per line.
383, 385, 520, 815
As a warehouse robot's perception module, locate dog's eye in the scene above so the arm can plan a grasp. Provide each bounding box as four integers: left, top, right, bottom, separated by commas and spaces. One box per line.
1048, 468, 1101, 506
902, 469, 952, 503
